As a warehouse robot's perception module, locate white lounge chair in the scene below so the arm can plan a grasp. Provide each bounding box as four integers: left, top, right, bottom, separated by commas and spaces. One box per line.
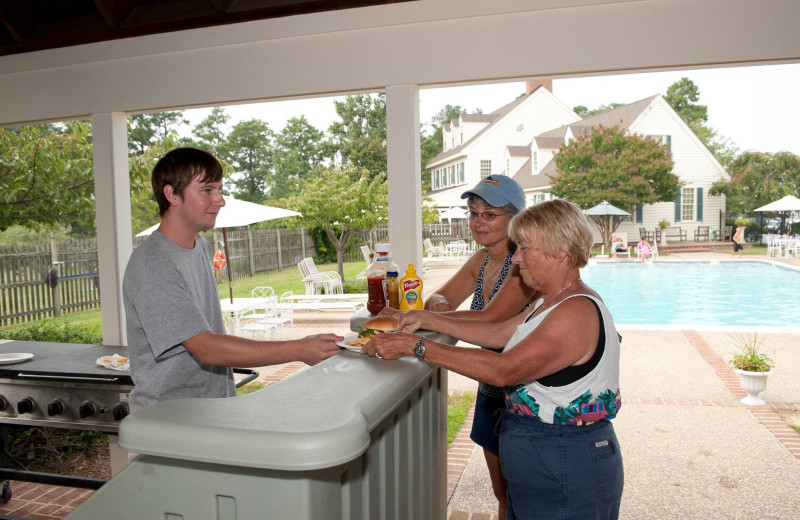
297, 257, 343, 295
423, 238, 447, 259
356, 245, 372, 280
611, 232, 631, 259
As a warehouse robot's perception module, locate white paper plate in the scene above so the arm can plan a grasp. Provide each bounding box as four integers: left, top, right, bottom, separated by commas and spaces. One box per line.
337, 334, 368, 353
0, 353, 34, 365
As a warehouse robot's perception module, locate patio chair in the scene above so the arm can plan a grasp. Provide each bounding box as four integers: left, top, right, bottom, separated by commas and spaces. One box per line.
237, 298, 281, 340
356, 245, 372, 280
694, 226, 710, 241
638, 227, 654, 242
246, 286, 275, 321
722, 225, 733, 242
297, 257, 343, 295
277, 290, 295, 338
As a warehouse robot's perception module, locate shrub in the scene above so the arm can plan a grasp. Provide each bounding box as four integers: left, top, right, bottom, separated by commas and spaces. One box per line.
343, 279, 368, 294
0, 320, 103, 344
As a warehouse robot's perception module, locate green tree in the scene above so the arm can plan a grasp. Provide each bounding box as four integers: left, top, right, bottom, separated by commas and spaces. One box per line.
286, 168, 387, 280
551, 125, 679, 245
128, 111, 188, 156
420, 105, 464, 192
665, 77, 708, 125
224, 119, 274, 202
573, 103, 625, 117
271, 116, 325, 199
326, 94, 386, 177
709, 151, 800, 231
0, 121, 95, 231
663, 77, 738, 169
189, 107, 231, 158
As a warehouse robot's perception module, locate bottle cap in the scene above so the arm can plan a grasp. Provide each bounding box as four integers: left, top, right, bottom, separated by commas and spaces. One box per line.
387, 271, 398, 277
375, 243, 390, 253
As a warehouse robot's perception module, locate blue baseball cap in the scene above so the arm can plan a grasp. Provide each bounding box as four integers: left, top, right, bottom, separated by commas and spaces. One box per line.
461, 175, 526, 212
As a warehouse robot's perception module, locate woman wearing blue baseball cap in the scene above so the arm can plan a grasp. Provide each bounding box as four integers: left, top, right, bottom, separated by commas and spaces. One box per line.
424, 174, 536, 519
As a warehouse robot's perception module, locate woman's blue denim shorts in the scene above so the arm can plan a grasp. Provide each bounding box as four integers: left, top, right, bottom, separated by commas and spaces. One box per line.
499, 411, 624, 520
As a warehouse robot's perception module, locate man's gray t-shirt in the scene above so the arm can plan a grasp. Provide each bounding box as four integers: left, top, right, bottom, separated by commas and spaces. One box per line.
123, 231, 234, 412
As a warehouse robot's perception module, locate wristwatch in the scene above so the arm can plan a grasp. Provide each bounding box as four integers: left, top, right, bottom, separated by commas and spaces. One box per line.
413, 336, 427, 360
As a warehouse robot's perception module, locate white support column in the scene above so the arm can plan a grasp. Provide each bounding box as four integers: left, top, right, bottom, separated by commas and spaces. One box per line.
92, 112, 132, 346
385, 85, 422, 272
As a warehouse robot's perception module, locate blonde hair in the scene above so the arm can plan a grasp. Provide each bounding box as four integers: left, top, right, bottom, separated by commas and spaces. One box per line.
509, 199, 593, 268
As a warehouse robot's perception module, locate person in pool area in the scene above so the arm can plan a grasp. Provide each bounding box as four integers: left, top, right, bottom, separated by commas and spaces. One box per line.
637, 236, 651, 263
383, 175, 536, 520
366, 199, 624, 519
732, 226, 745, 258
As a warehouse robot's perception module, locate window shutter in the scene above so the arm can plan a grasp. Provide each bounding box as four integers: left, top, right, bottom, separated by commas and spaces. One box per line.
696, 187, 703, 221
636, 205, 643, 223
674, 190, 682, 222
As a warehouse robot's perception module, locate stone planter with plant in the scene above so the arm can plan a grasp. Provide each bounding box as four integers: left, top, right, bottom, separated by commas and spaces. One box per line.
657, 220, 669, 246
729, 333, 773, 406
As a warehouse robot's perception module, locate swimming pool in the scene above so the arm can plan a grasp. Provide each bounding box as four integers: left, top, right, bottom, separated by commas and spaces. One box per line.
580, 260, 800, 330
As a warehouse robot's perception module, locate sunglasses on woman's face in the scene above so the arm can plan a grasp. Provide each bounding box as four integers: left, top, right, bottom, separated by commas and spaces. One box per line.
468, 210, 506, 222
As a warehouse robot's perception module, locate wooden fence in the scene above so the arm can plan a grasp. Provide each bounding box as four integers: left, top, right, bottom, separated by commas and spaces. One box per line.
0, 223, 472, 327
0, 237, 100, 327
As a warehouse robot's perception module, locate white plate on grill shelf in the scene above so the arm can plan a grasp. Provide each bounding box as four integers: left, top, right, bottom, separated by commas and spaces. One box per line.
0, 353, 34, 365
336, 335, 368, 353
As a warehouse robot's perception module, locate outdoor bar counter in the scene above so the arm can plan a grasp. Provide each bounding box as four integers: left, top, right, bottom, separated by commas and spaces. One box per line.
68, 327, 453, 520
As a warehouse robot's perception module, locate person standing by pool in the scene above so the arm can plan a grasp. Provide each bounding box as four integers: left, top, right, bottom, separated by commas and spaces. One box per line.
732, 227, 745, 258
366, 199, 624, 519
637, 236, 651, 263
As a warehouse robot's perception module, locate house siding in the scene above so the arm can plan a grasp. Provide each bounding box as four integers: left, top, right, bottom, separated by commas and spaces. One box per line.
428, 89, 579, 206
624, 97, 729, 238
430, 94, 728, 240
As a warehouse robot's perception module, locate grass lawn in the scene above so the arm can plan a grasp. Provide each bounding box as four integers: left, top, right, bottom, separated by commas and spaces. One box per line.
447, 392, 476, 448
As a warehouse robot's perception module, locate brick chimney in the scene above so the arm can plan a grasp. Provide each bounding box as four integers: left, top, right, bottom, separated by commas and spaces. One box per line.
526, 79, 553, 94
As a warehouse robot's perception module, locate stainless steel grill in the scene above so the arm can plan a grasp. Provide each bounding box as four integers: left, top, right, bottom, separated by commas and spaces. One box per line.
0, 340, 134, 499
0, 340, 133, 432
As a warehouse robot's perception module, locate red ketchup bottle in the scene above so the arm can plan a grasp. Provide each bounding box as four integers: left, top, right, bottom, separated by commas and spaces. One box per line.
366, 243, 395, 315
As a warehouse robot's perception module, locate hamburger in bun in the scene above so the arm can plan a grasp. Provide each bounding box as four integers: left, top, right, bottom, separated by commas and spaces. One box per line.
362, 316, 400, 333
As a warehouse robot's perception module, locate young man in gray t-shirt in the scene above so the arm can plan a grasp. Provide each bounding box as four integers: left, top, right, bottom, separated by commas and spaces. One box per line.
123, 147, 342, 412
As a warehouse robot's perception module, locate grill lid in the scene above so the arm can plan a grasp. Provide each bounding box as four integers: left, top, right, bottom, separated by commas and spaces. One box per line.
0, 341, 132, 385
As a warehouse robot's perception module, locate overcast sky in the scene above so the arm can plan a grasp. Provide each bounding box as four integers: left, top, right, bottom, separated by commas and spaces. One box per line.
182, 63, 800, 157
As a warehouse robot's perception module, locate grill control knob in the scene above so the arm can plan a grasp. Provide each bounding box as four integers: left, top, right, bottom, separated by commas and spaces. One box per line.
112, 403, 129, 421
79, 401, 97, 419
17, 397, 35, 415
47, 400, 65, 416
0, 396, 6, 411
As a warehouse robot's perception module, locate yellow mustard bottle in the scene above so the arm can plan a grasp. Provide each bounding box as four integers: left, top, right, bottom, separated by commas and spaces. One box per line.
399, 263, 424, 310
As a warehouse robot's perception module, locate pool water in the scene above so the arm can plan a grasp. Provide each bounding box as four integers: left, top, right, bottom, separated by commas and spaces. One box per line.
580, 260, 800, 329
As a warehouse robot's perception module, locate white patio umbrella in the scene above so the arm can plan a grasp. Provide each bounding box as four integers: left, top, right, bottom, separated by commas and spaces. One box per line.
137, 196, 302, 302
755, 194, 800, 234
582, 201, 631, 254
754, 194, 800, 212
439, 206, 467, 221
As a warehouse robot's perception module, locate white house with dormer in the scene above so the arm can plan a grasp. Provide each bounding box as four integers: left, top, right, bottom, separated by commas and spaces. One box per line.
425, 81, 730, 242
426, 80, 581, 208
